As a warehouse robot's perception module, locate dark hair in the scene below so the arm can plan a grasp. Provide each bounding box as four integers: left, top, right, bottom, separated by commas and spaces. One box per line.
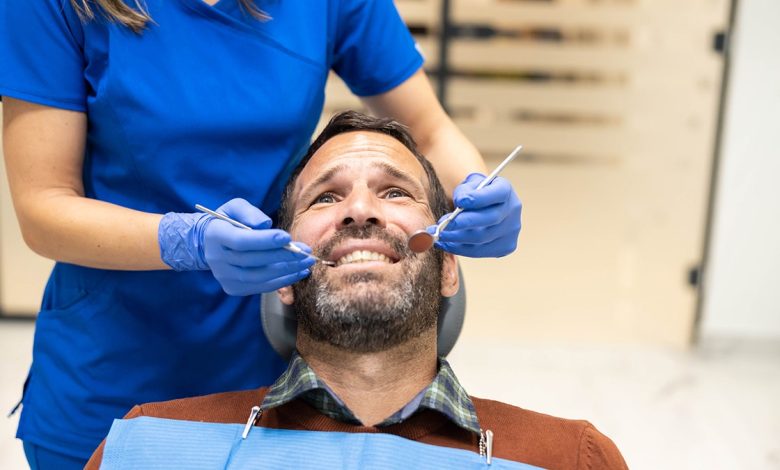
277, 111, 452, 231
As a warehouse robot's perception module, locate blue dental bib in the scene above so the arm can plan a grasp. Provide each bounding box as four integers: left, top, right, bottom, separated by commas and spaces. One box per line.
100, 416, 543, 469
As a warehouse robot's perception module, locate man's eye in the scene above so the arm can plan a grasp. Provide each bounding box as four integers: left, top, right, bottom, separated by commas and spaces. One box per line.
314, 193, 336, 204
385, 188, 410, 199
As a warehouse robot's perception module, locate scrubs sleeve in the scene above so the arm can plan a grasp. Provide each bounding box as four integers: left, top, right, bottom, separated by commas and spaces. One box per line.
331, 0, 424, 97
0, 0, 87, 111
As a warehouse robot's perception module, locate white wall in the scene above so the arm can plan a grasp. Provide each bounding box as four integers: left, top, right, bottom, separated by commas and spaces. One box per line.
701, 0, 780, 338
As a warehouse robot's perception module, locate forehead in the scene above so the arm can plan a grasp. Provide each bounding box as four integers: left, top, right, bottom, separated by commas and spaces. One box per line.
294, 131, 427, 195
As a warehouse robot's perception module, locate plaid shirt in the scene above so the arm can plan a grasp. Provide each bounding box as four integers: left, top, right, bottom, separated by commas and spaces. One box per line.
261, 351, 481, 435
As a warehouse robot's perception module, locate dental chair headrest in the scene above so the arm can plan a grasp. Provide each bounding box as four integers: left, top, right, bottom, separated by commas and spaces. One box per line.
261, 264, 466, 360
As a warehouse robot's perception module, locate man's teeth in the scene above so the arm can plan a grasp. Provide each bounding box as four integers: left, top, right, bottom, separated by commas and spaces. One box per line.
336, 250, 392, 266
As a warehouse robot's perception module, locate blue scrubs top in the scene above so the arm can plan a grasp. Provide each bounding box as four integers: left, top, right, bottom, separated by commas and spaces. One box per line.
0, 0, 423, 460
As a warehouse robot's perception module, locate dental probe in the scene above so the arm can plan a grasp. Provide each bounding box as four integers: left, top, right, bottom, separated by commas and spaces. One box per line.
195, 204, 336, 266
407, 144, 523, 253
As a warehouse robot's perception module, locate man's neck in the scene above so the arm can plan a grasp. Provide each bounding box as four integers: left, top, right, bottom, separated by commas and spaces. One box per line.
296, 330, 438, 427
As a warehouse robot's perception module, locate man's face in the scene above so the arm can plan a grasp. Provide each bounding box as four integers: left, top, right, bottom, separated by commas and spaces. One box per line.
277, 131, 458, 352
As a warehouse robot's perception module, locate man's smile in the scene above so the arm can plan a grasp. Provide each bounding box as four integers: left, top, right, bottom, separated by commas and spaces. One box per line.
325, 238, 403, 269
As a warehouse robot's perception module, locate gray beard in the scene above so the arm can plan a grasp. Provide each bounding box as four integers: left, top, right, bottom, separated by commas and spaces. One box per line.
293, 227, 442, 353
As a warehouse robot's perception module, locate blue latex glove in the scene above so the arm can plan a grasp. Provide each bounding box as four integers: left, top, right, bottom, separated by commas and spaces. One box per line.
432, 173, 522, 258
159, 198, 314, 296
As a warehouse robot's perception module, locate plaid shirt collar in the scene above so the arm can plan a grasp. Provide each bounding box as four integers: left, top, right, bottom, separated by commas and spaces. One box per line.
261, 351, 480, 435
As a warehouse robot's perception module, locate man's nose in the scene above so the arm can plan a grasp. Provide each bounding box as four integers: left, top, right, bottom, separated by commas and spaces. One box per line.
337, 185, 385, 229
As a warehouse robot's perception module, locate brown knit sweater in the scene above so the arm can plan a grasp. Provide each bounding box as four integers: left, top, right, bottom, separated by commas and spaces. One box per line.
85, 388, 628, 469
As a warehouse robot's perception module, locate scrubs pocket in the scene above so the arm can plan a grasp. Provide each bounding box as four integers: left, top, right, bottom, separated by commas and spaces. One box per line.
40, 288, 90, 317
38, 264, 112, 319
33, 281, 115, 378
31, 264, 114, 381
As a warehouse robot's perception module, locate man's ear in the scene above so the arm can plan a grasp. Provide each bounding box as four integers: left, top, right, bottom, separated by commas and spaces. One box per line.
440, 252, 459, 297
277, 286, 294, 305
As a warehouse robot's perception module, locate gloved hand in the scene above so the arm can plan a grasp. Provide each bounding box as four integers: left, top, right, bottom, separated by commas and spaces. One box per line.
159, 198, 314, 296
432, 173, 522, 258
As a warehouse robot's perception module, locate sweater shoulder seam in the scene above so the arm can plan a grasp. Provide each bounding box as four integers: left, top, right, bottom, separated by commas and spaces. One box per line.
575, 422, 595, 470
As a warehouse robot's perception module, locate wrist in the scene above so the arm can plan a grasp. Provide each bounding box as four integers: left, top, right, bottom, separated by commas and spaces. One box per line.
158, 212, 212, 271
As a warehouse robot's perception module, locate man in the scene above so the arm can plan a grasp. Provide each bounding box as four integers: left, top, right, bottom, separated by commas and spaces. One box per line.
86, 111, 627, 469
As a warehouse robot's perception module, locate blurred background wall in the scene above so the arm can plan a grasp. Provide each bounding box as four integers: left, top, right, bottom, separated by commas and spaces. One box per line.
2, 1, 779, 343
700, 0, 780, 340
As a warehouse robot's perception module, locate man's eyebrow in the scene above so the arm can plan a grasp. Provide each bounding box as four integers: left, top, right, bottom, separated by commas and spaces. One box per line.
296, 160, 426, 206
371, 161, 425, 192
297, 163, 348, 205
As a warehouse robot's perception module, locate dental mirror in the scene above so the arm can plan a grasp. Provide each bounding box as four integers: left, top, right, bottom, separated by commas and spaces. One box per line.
407, 145, 523, 254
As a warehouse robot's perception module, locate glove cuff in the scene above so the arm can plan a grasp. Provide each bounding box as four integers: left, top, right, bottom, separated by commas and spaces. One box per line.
158, 212, 211, 271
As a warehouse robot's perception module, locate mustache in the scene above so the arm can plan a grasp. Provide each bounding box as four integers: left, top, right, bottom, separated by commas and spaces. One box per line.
315, 225, 413, 261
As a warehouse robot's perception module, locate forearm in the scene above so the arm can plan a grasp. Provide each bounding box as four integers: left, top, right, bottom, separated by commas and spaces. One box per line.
15, 190, 167, 270
3, 98, 168, 270
413, 116, 487, 197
